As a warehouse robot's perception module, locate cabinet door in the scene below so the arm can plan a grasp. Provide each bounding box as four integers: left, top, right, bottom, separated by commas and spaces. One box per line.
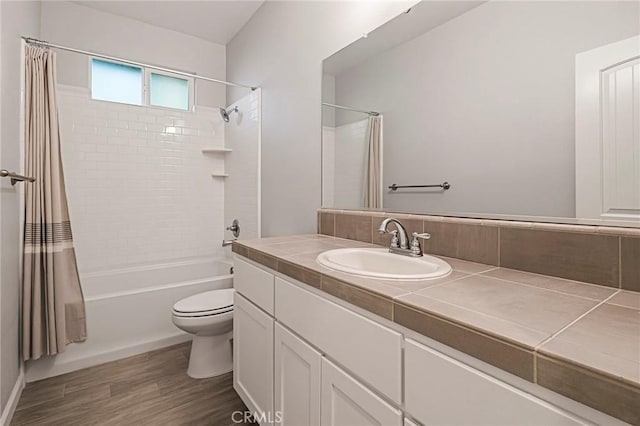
321, 358, 402, 426
233, 293, 274, 425
274, 323, 321, 426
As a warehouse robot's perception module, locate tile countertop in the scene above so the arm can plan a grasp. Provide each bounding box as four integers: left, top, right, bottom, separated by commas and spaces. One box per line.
232, 234, 640, 425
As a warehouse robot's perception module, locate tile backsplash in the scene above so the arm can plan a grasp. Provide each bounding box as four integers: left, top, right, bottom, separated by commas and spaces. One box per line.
499, 227, 619, 287
318, 209, 640, 290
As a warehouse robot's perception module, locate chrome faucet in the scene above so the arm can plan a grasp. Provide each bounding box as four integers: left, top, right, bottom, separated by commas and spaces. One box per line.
378, 218, 431, 257
378, 218, 410, 249
222, 219, 240, 247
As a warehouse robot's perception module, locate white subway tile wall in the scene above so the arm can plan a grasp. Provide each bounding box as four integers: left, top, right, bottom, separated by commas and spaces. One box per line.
328, 118, 369, 209
58, 85, 227, 273
224, 91, 260, 242
322, 126, 336, 207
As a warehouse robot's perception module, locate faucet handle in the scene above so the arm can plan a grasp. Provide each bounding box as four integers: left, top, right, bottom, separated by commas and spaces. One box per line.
389, 230, 400, 248
412, 232, 431, 240
226, 219, 240, 238
410, 232, 423, 255
409, 232, 431, 256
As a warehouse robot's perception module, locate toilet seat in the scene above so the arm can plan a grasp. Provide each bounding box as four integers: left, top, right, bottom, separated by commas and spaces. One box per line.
172, 288, 235, 318
171, 288, 235, 379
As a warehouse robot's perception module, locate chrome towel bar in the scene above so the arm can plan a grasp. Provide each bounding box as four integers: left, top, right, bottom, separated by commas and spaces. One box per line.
389, 182, 450, 191
0, 169, 36, 186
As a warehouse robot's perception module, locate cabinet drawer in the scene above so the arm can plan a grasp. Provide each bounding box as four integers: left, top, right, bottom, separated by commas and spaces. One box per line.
275, 277, 402, 404
234, 256, 275, 314
405, 339, 588, 426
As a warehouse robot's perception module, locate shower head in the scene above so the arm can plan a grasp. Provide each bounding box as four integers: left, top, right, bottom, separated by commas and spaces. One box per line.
219, 106, 239, 123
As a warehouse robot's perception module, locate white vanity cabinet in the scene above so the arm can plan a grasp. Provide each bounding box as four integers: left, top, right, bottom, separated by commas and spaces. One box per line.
233, 255, 608, 426
233, 293, 274, 425
321, 358, 402, 426
274, 323, 321, 426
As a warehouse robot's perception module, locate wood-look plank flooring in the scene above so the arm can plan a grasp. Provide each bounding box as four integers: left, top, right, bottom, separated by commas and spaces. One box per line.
12, 343, 254, 426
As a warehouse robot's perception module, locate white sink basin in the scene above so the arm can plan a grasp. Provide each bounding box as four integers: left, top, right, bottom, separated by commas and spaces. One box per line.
316, 248, 452, 281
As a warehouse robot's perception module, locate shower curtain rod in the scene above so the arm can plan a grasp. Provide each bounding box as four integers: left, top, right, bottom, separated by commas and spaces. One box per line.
322, 102, 379, 116
22, 37, 257, 91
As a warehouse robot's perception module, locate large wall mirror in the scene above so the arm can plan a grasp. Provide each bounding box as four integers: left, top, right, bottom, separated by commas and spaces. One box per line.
322, 0, 640, 226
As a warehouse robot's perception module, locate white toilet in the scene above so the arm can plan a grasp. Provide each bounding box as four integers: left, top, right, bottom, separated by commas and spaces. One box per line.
171, 288, 235, 379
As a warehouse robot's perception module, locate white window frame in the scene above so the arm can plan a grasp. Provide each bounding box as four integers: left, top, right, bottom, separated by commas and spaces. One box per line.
88, 57, 194, 111
145, 68, 194, 112
88, 57, 145, 106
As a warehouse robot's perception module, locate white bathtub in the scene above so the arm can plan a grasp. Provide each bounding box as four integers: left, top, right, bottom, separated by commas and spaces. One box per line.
25, 258, 233, 382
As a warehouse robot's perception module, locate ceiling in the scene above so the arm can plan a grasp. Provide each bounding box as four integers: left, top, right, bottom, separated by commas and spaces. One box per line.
74, 1, 265, 45
324, 0, 485, 76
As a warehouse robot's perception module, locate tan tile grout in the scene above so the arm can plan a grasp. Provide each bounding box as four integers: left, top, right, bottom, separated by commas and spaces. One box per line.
533, 289, 621, 352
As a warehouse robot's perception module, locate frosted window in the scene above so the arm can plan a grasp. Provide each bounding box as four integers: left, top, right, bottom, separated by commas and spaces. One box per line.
91, 59, 142, 105
150, 73, 190, 111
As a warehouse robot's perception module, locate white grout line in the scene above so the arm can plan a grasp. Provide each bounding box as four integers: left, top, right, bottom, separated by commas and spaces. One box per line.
390, 265, 500, 299
479, 265, 618, 291
605, 292, 639, 309
497, 226, 501, 266
534, 289, 622, 351
472, 273, 616, 303
618, 236, 622, 289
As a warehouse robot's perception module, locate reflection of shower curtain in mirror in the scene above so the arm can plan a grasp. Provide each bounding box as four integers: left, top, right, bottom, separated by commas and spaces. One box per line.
364, 116, 382, 209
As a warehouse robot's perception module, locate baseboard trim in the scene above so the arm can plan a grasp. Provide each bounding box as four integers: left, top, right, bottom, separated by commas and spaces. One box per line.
25, 333, 192, 383
1, 367, 25, 426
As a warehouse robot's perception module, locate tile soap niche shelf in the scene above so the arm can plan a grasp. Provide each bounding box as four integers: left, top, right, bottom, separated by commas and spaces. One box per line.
202, 147, 232, 154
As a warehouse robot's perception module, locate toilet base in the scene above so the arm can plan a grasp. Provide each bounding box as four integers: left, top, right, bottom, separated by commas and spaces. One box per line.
187, 331, 233, 379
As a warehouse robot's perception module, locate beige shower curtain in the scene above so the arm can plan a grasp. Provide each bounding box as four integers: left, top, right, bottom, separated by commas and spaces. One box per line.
364, 115, 382, 209
22, 45, 87, 361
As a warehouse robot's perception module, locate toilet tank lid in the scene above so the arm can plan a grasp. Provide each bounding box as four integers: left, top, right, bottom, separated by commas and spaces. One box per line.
173, 288, 235, 313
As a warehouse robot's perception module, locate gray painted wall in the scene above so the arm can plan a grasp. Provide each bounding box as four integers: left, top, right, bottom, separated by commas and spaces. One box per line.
1, 0, 41, 414
226, 1, 415, 235
40, 1, 226, 108
332, 1, 639, 218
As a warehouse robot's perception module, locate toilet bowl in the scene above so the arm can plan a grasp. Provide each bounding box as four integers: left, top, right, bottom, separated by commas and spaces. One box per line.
171, 288, 235, 379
